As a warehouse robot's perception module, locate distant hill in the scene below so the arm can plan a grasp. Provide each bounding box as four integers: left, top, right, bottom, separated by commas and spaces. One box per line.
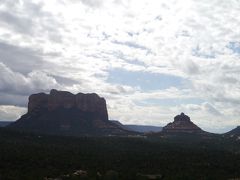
125, 125, 162, 133
110, 120, 129, 130
0, 121, 12, 127
8, 89, 135, 136
225, 126, 240, 138
111, 120, 162, 133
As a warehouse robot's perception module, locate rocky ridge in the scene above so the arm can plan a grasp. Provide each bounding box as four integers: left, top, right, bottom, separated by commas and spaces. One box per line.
225, 126, 240, 139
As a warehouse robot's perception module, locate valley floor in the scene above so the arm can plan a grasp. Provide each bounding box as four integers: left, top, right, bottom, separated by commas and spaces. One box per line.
0, 128, 240, 180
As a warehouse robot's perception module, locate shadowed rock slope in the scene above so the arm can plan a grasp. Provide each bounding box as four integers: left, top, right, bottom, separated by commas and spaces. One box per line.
225, 126, 240, 138
8, 89, 132, 136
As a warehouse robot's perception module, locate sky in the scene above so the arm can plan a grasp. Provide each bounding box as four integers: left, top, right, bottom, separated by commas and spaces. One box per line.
0, 0, 240, 133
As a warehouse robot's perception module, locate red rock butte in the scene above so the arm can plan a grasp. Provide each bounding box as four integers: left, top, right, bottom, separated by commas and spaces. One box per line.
8, 89, 132, 136
28, 89, 108, 121
162, 113, 202, 133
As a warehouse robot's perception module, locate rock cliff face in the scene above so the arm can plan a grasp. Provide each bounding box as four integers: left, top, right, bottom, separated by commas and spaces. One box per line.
28, 89, 108, 121
162, 113, 202, 133
9, 89, 130, 136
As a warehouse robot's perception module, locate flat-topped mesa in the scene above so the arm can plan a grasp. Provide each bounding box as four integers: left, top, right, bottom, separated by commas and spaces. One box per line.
28, 89, 108, 120
8, 89, 134, 136
162, 113, 202, 133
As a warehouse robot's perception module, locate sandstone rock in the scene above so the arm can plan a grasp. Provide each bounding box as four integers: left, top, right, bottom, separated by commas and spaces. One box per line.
28, 89, 108, 120
162, 113, 202, 133
28, 93, 48, 112
9, 89, 132, 136
48, 89, 75, 111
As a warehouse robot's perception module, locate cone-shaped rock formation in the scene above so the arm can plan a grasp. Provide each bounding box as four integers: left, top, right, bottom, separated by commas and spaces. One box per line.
162, 113, 202, 133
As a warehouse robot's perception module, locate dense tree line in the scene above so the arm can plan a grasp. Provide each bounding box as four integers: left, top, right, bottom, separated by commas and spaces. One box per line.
0, 128, 239, 179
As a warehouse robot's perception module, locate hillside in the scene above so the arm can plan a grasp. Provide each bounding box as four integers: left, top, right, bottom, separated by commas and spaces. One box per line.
225, 126, 240, 139
111, 120, 162, 133
0, 121, 12, 127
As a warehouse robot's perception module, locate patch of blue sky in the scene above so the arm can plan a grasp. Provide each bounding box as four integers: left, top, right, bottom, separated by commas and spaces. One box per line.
127, 31, 139, 37
111, 40, 153, 55
112, 50, 146, 66
227, 41, 240, 55
192, 46, 215, 59
107, 68, 189, 91
134, 98, 204, 107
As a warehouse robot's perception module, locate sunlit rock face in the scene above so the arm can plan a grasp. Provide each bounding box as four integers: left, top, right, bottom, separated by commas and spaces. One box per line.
162, 113, 202, 133
8, 89, 130, 136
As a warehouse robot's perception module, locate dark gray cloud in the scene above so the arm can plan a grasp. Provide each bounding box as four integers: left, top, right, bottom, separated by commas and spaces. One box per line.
0, 62, 61, 96
0, 10, 33, 34
0, 1, 48, 35
0, 42, 45, 74
0, 0, 63, 42
0, 92, 28, 107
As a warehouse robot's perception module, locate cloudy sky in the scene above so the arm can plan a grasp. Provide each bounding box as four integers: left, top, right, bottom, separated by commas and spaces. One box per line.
0, 0, 240, 133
